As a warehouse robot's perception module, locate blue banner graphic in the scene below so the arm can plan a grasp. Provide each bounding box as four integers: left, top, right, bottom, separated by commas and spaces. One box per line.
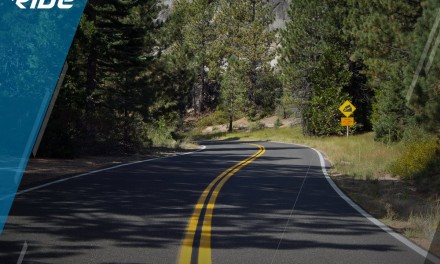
0, 0, 87, 234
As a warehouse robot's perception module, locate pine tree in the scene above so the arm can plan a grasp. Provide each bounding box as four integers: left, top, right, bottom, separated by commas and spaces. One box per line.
38, 6, 97, 157
406, 0, 440, 133
345, 0, 421, 142
40, 0, 162, 155
213, 0, 276, 117
221, 56, 248, 132
173, 0, 218, 113
97, 0, 161, 152
280, 0, 352, 136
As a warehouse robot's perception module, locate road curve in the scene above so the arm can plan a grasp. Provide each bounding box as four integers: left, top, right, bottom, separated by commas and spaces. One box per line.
0, 141, 437, 264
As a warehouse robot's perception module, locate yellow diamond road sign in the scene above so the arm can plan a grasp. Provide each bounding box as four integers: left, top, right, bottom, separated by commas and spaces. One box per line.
339, 100, 356, 117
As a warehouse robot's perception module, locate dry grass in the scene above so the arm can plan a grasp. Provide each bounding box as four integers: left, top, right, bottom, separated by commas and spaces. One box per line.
333, 172, 440, 253
215, 127, 402, 180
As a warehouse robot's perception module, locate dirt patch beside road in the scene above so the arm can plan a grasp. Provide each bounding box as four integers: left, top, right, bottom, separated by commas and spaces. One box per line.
331, 172, 440, 256
201, 116, 301, 134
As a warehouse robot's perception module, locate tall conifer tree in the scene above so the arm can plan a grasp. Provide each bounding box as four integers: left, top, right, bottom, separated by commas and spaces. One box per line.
214, 0, 276, 117
280, 0, 352, 136
345, 0, 421, 142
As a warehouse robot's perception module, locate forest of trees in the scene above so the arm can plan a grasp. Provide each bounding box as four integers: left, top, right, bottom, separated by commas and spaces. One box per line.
39, 0, 440, 157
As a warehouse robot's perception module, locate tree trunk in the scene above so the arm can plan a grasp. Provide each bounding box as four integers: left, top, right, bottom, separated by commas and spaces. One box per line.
123, 73, 129, 152
84, 4, 97, 148
85, 4, 97, 113
200, 66, 205, 112
249, 62, 257, 103
194, 68, 205, 114
229, 111, 233, 132
249, 0, 257, 105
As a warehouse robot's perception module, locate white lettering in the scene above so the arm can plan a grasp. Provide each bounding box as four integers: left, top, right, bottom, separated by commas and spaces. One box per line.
15, 0, 29, 9
30, 0, 38, 9
37, 0, 56, 9
58, 0, 73, 9
16, 0, 74, 9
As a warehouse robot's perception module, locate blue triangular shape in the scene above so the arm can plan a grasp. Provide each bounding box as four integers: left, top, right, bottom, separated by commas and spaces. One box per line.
0, 0, 88, 234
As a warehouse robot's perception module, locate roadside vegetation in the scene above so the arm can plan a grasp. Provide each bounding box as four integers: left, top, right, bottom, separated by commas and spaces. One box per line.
38, 0, 439, 158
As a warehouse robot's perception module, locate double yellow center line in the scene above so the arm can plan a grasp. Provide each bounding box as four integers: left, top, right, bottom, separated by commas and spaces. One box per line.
178, 144, 266, 264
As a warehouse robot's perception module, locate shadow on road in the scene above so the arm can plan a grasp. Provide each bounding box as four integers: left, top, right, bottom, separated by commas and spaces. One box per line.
0, 142, 416, 263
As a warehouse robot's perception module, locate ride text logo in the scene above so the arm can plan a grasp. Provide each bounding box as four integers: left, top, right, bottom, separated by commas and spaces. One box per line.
15, 0, 74, 9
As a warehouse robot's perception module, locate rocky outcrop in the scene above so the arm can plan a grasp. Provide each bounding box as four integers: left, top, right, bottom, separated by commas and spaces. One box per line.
159, 0, 290, 28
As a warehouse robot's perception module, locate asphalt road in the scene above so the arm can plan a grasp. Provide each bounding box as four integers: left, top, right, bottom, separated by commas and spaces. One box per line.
0, 141, 437, 264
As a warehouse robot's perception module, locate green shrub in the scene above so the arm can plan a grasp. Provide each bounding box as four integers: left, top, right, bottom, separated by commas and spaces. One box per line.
372, 85, 408, 143
414, 146, 440, 195
274, 118, 282, 129
146, 117, 178, 148
196, 110, 229, 128
303, 88, 348, 136
249, 121, 265, 131
401, 125, 433, 145
389, 138, 439, 180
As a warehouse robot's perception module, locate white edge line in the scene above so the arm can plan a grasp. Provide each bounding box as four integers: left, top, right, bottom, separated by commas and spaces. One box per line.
6, 146, 207, 199
269, 140, 440, 264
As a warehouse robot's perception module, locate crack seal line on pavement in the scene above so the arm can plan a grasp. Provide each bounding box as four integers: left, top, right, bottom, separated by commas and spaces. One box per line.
270, 157, 315, 264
